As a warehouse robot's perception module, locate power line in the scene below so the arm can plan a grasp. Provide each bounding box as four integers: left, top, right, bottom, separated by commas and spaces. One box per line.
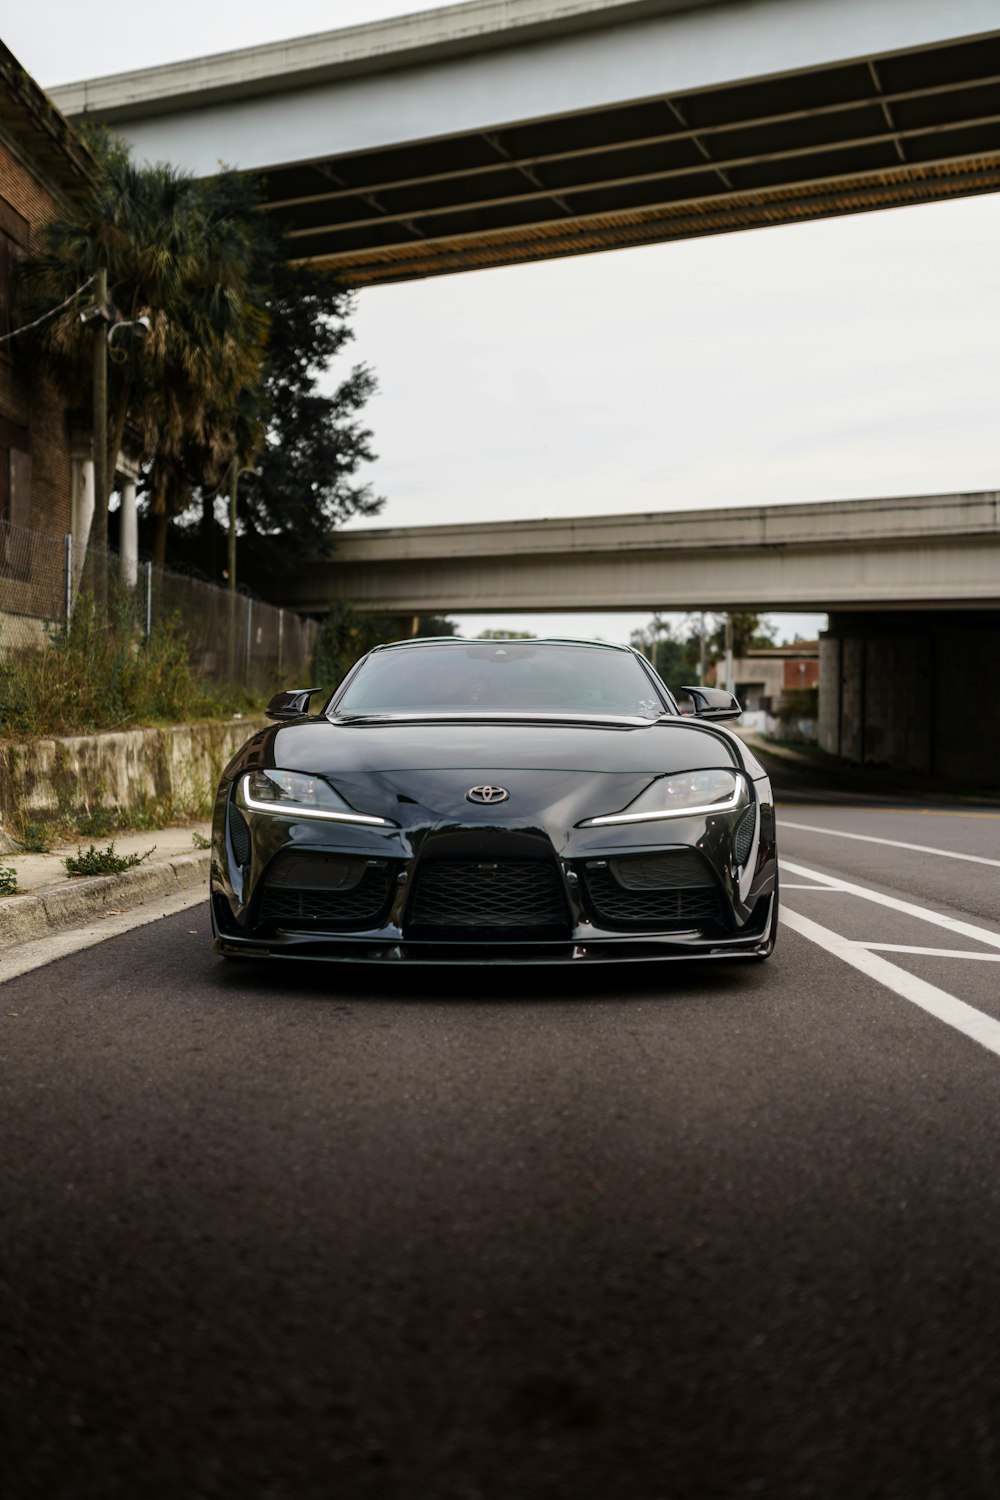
0, 274, 96, 343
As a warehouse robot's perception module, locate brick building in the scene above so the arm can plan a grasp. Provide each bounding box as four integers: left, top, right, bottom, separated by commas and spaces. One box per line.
1, 39, 93, 542
730, 642, 820, 713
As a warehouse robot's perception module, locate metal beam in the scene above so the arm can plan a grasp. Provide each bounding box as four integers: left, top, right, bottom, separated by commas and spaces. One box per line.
281, 113, 1000, 245
261, 69, 1000, 214
289, 153, 1000, 262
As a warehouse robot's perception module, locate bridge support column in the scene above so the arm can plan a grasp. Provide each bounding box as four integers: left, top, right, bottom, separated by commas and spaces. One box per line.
819, 612, 1000, 786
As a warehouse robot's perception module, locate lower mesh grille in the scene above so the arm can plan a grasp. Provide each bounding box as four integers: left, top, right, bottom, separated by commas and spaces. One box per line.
734, 807, 756, 866
408, 860, 569, 933
584, 864, 722, 929
607, 848, 714, 891
228, 800, 252, 866
258, 864, 394, 928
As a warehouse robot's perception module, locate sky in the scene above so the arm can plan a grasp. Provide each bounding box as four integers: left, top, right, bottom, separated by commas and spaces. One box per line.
9, 1, 1000, 646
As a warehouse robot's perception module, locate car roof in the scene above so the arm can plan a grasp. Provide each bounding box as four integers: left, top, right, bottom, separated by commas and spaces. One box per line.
370, 636, 636, 654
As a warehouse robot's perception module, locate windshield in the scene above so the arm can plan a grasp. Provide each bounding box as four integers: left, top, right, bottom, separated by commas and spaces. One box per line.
335, 643, 667, 719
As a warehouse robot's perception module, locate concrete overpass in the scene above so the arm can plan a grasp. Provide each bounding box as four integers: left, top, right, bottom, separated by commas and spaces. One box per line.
51, 0, 1000, 285
284, 489, 1000, 787
284, 491, 1000, 616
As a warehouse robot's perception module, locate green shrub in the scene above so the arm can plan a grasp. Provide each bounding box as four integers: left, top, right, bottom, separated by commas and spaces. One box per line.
76, 808, 118, 838
0, 592, 263, 741
63, 843, 155, 877
0, 867, 19, 896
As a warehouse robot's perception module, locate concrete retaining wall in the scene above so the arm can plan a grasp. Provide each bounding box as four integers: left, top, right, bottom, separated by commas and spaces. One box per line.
0, 719, 260, 833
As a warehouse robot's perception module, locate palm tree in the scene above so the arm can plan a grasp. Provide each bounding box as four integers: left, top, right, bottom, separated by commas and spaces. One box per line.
18, 133, 269, 564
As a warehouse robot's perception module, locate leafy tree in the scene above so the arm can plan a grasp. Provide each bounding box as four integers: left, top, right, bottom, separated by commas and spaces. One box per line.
708, 612, 777, 658
311, 604, 457, 694
476, 629, 537, 640
630, 613, 703, 687
235, 260, 382, 583
18, 132, 269, 565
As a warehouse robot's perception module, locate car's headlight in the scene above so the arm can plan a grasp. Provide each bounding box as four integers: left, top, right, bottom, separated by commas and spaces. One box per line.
583, 769, 744, 826
240, 770, 392, 827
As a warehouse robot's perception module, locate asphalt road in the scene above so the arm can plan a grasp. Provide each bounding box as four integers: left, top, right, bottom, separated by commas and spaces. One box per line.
3, 753, 1000, 1500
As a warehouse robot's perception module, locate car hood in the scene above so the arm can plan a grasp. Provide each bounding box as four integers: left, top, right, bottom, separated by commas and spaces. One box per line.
224, 717, 742, 840
258, 716, 739, 776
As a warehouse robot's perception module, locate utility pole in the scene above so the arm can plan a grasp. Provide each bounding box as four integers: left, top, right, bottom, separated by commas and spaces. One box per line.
227, 463, 261, 593
91, 266, 109, 554
699, 612, 706, 684
725, 612, 734, 697
228, 456, 238, 594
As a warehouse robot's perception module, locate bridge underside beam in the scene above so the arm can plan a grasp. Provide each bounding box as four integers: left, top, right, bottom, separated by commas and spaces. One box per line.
57, 7, 1000, 286
272, 31, 1000, 283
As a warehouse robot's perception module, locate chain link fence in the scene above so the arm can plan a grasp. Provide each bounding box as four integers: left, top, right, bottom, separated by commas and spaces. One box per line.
0, 519, 316, 695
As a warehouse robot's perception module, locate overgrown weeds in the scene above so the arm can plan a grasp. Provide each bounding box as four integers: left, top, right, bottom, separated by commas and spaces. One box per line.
63, 843, 156, 877
76, 808, 118, 839
0, 592, 261, 741
16, 822, 52, 853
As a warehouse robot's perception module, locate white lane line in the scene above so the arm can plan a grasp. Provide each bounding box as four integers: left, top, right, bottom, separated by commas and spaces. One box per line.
780, 907, 1000, 1060
781, 882, 844, 890
781, 859, 1000, 953
856, 944, 1000, 962
780, 821, 1000, 869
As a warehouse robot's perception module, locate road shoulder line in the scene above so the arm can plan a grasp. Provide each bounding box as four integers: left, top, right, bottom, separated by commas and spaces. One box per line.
780, 858, 1000, 952
780, 906, 1000, 1060
780, 821, 1000, 869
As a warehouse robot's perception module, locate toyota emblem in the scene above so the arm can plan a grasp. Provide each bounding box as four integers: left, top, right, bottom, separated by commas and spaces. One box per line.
467, 785, 510, 805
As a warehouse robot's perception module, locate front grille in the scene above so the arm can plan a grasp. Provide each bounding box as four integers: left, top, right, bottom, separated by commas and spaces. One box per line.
407, 860, 569, 935
258, 863, 394, 928
584, 858, 722, 930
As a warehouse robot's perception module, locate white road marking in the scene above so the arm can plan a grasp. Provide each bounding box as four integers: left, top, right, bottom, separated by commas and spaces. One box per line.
857, 944, 1000, 962
780, 821, 1000, 869
776, 804, 1000, 820
0, 887, 207, 985
781, 882, 844, 890
780, 907, 1000, 1060
781, 859, 1000, 952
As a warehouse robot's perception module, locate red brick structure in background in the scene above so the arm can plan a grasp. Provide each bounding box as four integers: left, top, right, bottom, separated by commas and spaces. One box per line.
0, 39, 93, 540
730, 642, 821, 714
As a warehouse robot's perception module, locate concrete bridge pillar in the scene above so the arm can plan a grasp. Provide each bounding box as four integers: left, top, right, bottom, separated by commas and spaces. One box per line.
819, 612, 1000, 786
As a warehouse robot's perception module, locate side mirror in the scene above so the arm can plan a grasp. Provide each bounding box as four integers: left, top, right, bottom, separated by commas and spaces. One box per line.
680, 686, 742, 722
265, 687, 321, 721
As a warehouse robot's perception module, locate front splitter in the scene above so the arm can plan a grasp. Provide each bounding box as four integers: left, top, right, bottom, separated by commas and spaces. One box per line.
212, 928, 774, 966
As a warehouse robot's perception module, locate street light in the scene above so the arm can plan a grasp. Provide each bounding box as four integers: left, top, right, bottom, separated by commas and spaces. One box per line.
108, 314, 150, 356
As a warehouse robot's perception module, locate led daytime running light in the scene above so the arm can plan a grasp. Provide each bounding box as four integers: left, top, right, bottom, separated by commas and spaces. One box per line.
240, 772, 390, 827
585, 773, 743, 827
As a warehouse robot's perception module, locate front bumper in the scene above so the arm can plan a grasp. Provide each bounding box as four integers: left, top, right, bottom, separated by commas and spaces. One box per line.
210, 773, 778, 966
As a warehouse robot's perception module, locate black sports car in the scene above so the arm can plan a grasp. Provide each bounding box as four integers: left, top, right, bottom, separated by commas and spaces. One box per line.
210, 637, 778, 965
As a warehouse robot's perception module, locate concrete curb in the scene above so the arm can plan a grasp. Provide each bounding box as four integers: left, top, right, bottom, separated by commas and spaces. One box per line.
0, 850, 210, 951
